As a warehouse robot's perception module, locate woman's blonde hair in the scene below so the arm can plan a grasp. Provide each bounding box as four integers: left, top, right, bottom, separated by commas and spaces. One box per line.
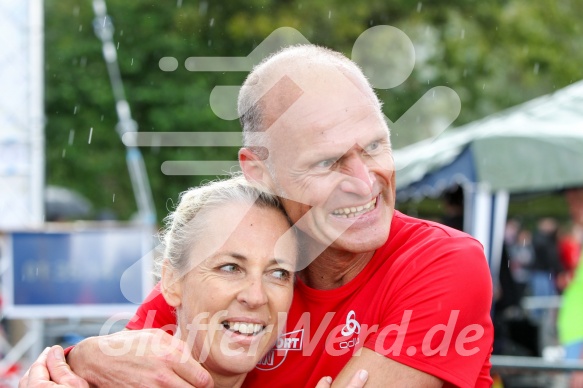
155, 175, 288, 277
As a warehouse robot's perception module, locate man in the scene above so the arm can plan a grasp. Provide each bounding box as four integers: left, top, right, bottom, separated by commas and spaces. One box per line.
26, 44, 493, 387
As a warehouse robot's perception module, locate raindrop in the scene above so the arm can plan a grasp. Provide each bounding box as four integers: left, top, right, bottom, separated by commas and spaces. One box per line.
117, 41, 120, 50
112, 193, 116, 202
79, 25, 83, 32
131, 58, 134, 66
120, 30, 124, 36
533, 63, 540, 74
482, 83, 486, 90
68, 129, 75, 145
208, 39, 212, 46
209, 18, 214, 27
88, 127, 93, 144
328, 10, 332, 19
73, 106, 78, 115
100, 115, 104, 121
461, 29, 465, 39
62, 148, 66, 158
417, 2, 422, 12
73, 6, 80, 17
177, 0, 182, 7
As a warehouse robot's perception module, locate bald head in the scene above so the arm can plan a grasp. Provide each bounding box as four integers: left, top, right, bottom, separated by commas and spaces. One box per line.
238, 44, 384, 149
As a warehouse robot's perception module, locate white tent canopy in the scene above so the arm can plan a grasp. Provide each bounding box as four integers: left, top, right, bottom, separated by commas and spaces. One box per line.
393, 80, 583, 285
395, 79, 583, 194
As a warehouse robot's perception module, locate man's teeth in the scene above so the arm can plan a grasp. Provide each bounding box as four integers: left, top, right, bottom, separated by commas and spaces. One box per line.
223, 321, 264, 335
332, 198, 377, 218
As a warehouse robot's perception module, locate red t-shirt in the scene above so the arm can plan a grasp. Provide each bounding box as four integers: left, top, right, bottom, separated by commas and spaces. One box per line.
127, 211, 494, 387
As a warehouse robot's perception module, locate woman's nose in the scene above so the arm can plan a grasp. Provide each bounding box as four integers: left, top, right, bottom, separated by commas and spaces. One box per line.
237, 279, 268, 309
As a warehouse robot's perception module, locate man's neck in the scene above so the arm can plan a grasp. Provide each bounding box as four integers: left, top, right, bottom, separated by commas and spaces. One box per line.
298, 246, 375, 290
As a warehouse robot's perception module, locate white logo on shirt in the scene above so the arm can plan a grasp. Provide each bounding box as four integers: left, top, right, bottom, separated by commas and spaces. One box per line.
341, 310, 361, 337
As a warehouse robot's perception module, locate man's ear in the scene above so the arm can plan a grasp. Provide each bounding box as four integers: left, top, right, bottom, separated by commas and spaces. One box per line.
239, 147, 274, 187
161, 261, 182, 308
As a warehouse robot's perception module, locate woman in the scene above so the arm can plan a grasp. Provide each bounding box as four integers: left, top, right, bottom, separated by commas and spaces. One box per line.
20, 176, 367, 387
158, 176, 297, 388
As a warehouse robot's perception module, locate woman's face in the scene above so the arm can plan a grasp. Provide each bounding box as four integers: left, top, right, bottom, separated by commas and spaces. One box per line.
163, 202, 297, 376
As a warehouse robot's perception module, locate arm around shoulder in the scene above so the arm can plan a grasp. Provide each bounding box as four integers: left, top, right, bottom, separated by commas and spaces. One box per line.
67, 329, 213, 388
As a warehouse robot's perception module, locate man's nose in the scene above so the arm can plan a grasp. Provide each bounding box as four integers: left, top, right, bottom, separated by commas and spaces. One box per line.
237, 279, 268, 309
339, 154, 375, 196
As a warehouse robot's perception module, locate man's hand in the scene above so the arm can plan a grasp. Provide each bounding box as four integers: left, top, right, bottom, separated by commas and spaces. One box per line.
315, 370, 368, 388
19, 345, 88, 388
67, 329, 213, 388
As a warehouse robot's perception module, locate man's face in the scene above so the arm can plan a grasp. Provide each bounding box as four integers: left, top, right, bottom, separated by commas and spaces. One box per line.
263, 69, 396, 255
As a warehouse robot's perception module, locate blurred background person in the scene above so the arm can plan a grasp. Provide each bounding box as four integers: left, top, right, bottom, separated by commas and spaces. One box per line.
530, 218, 563, 302
557, 222, 581, 291
440, 185, 464, 231
508, 229, 534, 301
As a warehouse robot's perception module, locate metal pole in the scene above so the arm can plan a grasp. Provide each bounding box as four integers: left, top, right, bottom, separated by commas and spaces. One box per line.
91, 0, 156, 226
491, 355, 583, 372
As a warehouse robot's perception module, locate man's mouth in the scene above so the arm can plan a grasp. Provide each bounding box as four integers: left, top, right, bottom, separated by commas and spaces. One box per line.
222, 321, 265, 336
331, 197, 377, 218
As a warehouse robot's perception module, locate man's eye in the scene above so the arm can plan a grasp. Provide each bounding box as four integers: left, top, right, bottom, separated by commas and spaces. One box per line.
271, 269, 291, 281
219, 264, 240, 273
366, 141, 380, 153
316, 159, 335, 168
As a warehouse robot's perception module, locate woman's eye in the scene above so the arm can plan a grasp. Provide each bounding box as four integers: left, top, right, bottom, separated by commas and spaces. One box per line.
219, 264, 240, 273
272, 269, 291, 281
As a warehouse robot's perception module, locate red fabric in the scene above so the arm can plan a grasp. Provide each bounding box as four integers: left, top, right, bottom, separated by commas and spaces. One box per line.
128, 211, 493, 387
559, 237, 581, 271
126, 282, 176, 334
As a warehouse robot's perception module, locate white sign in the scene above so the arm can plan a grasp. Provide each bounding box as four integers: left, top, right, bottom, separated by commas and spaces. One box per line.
0, 0, 44, 230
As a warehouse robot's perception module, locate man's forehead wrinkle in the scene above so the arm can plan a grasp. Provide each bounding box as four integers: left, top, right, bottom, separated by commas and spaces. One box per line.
306, 108, 386, 149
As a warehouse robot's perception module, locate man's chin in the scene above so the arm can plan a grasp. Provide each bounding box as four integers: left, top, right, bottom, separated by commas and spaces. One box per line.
330, 230, 390, 254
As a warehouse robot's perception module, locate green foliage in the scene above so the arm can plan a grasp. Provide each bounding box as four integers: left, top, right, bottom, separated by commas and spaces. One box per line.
44, 0, 583, 222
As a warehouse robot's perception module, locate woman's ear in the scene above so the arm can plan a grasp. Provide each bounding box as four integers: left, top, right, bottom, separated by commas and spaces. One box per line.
161, 261, 182, 308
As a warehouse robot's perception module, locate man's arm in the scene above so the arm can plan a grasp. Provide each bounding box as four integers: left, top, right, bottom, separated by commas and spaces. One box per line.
66, 329, 213, 388
332, 348, 442, 388
62, 283, 212, 387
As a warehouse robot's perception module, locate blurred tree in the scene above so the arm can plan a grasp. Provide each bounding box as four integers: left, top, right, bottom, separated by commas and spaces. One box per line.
44, 0, 583, 222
